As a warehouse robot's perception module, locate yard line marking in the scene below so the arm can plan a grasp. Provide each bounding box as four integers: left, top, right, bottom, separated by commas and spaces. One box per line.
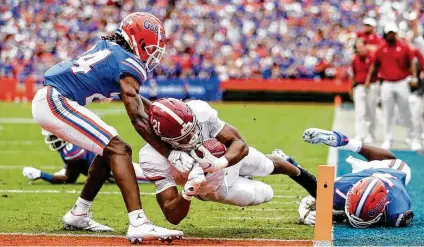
0, 232, 308, 242
92, 109, 126, 116
268, 201, 300, 205
0, 166, 61, 169
0, 118, 36, 124
212, 208, 297, 212
273, 195, 302, 198
0, 189, 155, 196
0, 140, 33, 145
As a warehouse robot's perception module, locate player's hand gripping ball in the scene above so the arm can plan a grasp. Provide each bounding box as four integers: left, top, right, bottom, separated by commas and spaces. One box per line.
191, 138, 228, 173
194, 138, 226, 158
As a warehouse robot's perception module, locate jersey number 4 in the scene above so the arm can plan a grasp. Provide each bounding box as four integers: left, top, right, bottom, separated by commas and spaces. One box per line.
71, 49, 112, 74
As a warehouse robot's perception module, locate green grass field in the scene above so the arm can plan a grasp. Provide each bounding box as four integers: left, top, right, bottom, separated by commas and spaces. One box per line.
0, 102, 333, 240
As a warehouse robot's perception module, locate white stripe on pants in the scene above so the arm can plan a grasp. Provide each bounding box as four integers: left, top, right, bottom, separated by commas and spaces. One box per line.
380, 78, 415, 142
353, 83, 379, 139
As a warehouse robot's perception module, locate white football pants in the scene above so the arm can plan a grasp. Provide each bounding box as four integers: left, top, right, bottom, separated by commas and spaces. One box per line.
353, 83, 379, 139
409, 92, 424, 138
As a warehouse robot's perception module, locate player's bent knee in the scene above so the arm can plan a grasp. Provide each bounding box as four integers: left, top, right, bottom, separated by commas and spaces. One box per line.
252, 183, 273, 205
104, 136, 132, 156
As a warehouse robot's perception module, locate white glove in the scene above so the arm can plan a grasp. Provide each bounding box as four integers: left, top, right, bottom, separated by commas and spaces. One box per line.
182, 164, 206, 201
190, 146, 228, 173
22, 167, 41, 180
299, 195, 316, 225
168, 150, 195, 174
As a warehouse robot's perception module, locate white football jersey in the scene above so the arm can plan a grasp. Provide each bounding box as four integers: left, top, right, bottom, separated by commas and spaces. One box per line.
140, 100, 226, 194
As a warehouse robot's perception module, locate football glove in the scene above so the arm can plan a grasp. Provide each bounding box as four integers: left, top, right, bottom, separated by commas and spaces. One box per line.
190, 146, 228, 173
299, 195, 316, 225
182, 164, 206, 201
22, 167, 41, 180
168, 150, 195, 174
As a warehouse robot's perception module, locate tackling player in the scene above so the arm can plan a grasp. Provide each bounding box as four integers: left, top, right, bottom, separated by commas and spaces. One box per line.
31, 13, 190, 242
22, 130, 148, 184
139, 98, 318, 225
298, 128, 413, 228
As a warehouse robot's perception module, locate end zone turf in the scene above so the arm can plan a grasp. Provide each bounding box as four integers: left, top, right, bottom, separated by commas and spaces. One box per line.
0, 233, 313, 246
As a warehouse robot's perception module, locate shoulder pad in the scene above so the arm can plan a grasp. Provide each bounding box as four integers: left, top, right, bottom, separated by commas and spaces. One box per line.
186, 100, 217, 123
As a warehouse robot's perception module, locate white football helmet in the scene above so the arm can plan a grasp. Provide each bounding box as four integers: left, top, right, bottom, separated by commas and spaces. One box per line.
41, 129, 66, 151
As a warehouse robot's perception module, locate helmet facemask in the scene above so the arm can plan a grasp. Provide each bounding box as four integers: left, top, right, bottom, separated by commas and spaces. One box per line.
44, 134, 66, 151
144, 26, 166, 72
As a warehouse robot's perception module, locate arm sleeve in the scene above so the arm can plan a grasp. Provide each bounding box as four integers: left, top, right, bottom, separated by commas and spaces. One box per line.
119, 57, 147, 84
208, 114, 226, 138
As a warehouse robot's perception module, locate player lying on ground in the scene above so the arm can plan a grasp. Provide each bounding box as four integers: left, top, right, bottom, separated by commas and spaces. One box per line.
139, 98, 317, 225
31, 12, 191, 242
298, 128, 413, 228
22, 130, 149, 184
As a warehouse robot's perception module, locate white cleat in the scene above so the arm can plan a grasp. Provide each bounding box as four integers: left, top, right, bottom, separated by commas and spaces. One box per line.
271, 149, 290, 161
62, 210, 113, 232
126, 221, 183, 244
303, 128, 348, 147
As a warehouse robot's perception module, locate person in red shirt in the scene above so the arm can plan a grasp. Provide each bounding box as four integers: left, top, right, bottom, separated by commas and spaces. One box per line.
351, 39, 378, 143
365, 22, 420, 150
356, 18, 382, 52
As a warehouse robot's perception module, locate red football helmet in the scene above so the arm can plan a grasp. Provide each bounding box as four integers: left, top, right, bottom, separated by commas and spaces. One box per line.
149, 98, 201, 151
345, 176, 388, 228
117, 12, 166, 71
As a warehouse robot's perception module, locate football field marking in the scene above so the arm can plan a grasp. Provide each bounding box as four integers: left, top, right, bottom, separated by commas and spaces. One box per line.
213, 216, 293, 221
0, 118, 36, 124
0, 189, 155, 196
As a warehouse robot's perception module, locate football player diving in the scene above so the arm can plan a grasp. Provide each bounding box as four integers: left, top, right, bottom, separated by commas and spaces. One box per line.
22, 129, 148, 184
298, 128, 413, 228
138, 98, 318, 225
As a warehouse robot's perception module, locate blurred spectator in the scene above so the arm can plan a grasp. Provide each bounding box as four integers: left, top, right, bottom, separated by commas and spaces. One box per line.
1, 0, 424, 82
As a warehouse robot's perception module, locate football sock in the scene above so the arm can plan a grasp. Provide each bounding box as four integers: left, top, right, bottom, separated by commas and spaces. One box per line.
40, 172, 53, 182
128, 209, 148, 227
345, 138, 362, 153
72, 197, 92, 215
290, 167, 317, 198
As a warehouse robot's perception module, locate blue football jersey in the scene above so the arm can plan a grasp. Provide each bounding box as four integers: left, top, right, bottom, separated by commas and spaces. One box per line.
44, 40, 147, 106
333, 168, 412, 227
59, 143, 96, 176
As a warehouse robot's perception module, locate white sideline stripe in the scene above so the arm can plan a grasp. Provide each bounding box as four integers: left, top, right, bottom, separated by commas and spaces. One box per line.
0, 118, 36, 124
0, 190, 155, 196
0, 232, 306, 242
215, 208, 297, 212
273, 195, 300, 198
213, 216, 293, 221
328, 106, 341, 173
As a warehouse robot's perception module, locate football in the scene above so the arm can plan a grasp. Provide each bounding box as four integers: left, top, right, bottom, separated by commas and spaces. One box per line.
195, 138, 227, 158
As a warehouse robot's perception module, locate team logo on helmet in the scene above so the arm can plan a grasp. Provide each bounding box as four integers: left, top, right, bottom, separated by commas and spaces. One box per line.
345, 176, 389, 228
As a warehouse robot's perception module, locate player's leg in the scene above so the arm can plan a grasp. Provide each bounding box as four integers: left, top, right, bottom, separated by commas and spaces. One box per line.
303, 128, 396, 161
353, 84, 367, 140
237, 147, 317, 197
33, 87, 183, 240
396, 79, 419, 150
408, 92, 423, 149
380, 81, 395, 149
199, 176, 274, 207
366, 83, 379, 142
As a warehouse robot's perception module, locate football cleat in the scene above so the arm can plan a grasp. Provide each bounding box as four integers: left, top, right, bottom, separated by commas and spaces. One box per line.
62, 210, 113, 232
126, 221, 183, 244
271, 149, 290, 161
303, 128, 349, 147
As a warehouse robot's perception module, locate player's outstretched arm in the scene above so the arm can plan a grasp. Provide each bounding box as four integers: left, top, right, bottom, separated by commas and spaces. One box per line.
22, 163, 80, 184
156, 187, 191, 225
120, 75, 172, 157
215, 124, 249, 167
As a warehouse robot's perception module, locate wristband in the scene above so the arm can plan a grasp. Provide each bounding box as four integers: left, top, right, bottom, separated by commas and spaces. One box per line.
181, 192, 193, 201
217, 156, 229, 169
